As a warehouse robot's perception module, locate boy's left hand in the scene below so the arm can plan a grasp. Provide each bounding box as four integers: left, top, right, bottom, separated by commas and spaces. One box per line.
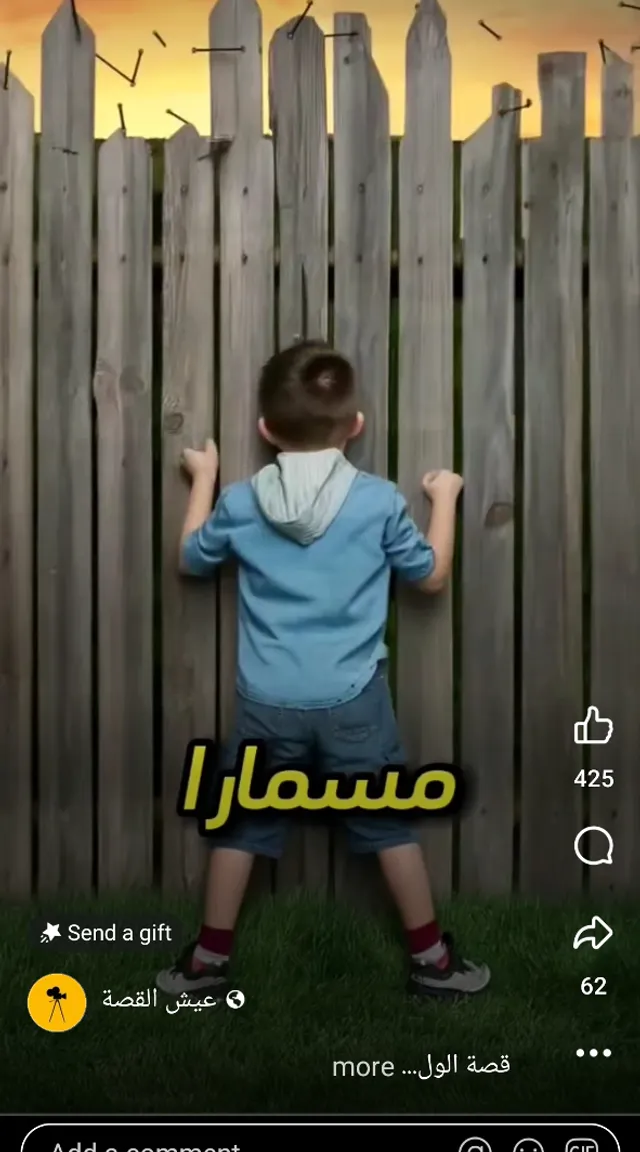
181, 439, 219, 482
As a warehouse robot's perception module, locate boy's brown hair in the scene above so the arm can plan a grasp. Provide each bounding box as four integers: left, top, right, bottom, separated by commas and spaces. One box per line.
258, 340, 357, 449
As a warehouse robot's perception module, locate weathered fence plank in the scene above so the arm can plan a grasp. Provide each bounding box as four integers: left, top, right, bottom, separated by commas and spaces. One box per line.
520, 54, 585, 895
210, 0, 274, 896
459, 84, 518, 894
161, 126, 215, 893
94, 133, 154, 888
267, 14, 329, 892
589, 65, 640, 894
0, 71, 34, 896
396, 0, 454, 897
521, 142, 529, 241
333, 13, 390, 479
601, 50, 633, 139
332, 11, 391, 905
37, 4, 95, 891
269, 15, 328, 348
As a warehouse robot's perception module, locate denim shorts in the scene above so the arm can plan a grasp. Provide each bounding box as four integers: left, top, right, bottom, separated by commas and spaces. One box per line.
208, 664, 419, 858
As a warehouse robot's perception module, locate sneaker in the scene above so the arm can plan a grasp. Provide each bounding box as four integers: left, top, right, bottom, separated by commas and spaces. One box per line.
408, 932, 490, 999
156, 943, 230, 998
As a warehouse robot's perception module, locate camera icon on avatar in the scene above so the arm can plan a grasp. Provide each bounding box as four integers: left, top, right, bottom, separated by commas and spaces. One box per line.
46, 985, 67, 1024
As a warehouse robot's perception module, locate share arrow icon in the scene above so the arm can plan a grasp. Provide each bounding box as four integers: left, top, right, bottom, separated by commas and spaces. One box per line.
572, 916, 613, 951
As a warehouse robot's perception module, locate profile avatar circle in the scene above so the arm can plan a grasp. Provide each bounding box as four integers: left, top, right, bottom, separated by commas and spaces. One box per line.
27, 973, 87, 1032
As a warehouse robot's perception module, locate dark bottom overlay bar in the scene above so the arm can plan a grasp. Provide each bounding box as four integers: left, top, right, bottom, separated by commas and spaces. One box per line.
1, 1118, 630, 1152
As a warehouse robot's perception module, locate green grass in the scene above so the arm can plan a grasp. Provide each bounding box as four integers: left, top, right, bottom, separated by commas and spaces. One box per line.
2, 892, 638, 1112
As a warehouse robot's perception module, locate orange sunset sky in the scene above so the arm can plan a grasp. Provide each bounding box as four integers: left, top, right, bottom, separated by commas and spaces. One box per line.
3, 0, 640, 138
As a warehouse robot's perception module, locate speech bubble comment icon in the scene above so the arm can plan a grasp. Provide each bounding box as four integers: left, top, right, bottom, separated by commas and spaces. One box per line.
573, 827, 613, 866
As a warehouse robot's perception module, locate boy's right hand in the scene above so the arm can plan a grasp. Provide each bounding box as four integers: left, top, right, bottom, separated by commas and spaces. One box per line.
422, 469, 464, 501
181, 439, 219, 482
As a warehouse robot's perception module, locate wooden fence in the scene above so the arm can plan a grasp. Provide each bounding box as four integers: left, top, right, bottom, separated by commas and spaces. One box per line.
1, 0, 639, 904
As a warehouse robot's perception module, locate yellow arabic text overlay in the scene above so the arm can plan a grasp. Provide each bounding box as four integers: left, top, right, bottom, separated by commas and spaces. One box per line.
177, 740, 465, 834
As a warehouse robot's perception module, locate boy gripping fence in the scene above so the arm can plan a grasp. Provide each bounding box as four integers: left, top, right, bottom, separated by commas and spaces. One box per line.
157, 341, 490, 1000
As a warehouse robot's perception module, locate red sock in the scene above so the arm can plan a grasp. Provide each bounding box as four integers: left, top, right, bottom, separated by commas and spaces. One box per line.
406, 920, 448, 968
197, 925, 233, 958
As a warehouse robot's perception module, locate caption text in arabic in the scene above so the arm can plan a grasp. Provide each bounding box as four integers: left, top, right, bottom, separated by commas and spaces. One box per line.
332, 1054, 510, 1079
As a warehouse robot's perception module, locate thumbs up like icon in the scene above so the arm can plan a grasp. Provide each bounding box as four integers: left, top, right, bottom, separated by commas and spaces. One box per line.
574, 707, 613, 745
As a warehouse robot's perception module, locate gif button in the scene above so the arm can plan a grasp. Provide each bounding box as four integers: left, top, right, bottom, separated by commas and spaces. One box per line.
566, 1143, 598, 1152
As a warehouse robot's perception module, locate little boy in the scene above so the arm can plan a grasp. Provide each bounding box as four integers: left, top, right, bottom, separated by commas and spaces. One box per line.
157, 340, 490, 1000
